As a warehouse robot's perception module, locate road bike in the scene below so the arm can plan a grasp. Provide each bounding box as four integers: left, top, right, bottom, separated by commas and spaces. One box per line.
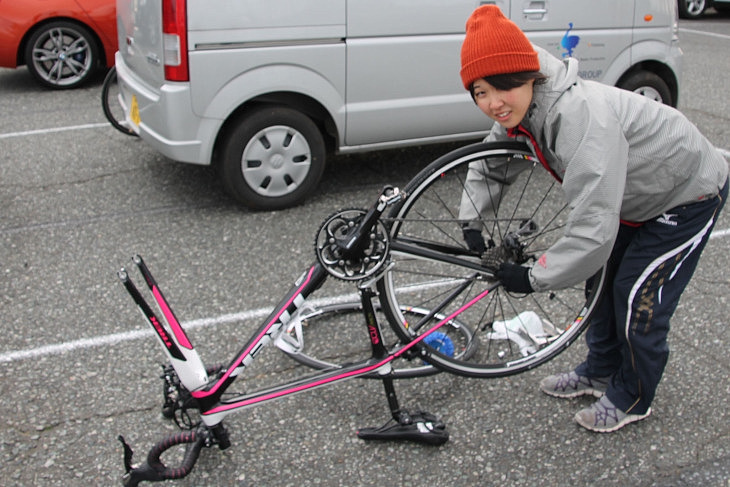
116, 140, 606, 486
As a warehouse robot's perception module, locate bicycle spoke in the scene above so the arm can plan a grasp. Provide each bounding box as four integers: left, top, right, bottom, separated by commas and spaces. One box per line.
378, 142, 606, 377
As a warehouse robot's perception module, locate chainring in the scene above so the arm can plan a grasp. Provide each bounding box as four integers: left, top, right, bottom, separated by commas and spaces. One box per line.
315, 208, 390, 281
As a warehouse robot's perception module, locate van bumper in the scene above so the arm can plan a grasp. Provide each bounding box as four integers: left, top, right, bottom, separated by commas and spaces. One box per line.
115, 53, 208, 165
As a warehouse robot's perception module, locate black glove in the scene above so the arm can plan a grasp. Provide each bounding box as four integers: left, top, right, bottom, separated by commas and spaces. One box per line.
496, 262, 533, 294
462, 228, 486, 254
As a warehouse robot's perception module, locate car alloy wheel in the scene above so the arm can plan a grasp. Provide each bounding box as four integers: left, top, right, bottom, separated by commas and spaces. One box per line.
26, 21, 99, 89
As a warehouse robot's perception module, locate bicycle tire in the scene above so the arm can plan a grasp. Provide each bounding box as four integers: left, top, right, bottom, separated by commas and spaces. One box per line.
278, 300, 476, 379
101, 66, 138, 137
377, 141, 607, 378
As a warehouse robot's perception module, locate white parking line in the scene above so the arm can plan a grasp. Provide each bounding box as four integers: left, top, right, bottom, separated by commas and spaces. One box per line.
0, 307, 272, 364
2, 124, 729, 161
0, 122, 109, 139
1, 228, 729, 364
679, 28, 730, 41
0, 293, 358, 364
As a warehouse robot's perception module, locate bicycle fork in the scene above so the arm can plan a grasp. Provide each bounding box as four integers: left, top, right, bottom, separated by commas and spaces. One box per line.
117, 256, 231, 486
118, 255, 211, 392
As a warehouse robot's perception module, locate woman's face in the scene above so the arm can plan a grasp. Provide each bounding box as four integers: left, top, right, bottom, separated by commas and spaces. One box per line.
472, 78, 535, 129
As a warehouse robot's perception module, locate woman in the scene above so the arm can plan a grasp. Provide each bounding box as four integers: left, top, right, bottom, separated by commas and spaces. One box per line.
458, 5, 728, 432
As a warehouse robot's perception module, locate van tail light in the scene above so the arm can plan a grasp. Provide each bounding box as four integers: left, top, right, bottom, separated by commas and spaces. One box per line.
162, 0, 189, 81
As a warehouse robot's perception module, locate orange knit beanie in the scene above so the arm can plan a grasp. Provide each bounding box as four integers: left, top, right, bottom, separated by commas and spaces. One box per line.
460, 5, 540, 90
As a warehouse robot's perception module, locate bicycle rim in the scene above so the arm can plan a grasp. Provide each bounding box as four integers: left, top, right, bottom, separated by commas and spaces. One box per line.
278, 301, 476, 379
377, 141, 606, 378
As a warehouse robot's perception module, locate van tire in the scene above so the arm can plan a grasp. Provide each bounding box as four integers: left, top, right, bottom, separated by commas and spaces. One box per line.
219, 106, 326, 210
617, 71, 672, 107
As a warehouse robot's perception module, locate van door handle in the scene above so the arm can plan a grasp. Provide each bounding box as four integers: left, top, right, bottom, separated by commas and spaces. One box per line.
523, 1, 547, 19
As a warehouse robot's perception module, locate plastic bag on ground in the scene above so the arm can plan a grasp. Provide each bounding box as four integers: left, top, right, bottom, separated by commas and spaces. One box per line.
487, 311, 558, 357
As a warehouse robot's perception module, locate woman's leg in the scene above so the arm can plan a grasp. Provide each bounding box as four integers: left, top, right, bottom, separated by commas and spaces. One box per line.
607, 183, 727, 415
574, 225, 637, 379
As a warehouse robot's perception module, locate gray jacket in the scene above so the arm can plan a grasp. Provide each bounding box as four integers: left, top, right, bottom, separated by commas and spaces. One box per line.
460, 46, 728, 291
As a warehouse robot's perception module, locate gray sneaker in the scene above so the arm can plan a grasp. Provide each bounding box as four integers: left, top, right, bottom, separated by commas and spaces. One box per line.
540, 371, 609, 398
574, 395, 652, 433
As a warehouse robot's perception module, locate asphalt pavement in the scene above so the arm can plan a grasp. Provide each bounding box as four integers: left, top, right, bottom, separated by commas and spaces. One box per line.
1, 12, 729, 487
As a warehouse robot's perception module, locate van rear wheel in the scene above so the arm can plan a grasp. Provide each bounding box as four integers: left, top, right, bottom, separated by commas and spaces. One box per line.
219, 106, 326, 210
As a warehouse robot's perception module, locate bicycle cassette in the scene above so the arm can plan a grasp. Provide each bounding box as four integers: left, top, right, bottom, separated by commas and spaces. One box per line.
315, 208, 390, 281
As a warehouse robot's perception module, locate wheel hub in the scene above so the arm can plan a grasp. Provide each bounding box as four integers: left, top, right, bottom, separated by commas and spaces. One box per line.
269, 153, 285, 169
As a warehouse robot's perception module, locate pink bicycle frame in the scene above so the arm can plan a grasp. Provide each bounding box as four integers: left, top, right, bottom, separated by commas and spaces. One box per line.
120, 255, 493, 428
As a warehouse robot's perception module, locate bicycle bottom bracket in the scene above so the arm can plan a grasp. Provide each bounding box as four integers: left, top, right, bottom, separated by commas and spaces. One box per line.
315, 208, 390, 281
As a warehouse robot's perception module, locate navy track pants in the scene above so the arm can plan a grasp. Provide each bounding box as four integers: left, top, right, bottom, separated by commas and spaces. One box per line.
575, 179, 727, 415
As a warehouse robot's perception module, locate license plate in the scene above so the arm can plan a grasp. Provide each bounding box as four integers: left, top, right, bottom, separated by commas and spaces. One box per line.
130, 95, 141, 127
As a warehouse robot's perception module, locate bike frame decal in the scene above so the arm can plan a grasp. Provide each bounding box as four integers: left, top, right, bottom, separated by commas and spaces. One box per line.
135, 255, 194, 350
120, 270, 187, 361
192, 265, 323, 400
151, 286, 193, 350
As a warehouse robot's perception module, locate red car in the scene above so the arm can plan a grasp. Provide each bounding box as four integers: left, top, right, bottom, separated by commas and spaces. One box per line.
0, 0, 116, 89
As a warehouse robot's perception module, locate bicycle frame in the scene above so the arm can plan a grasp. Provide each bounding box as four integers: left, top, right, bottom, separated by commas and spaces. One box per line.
122, 255, 496, 427
118, 185, 493, 485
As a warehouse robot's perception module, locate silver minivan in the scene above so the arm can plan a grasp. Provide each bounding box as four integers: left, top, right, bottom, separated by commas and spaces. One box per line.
114, 0, 682, 210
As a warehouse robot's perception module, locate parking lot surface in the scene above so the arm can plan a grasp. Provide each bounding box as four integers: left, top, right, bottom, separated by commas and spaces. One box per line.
1, 13, 729, 487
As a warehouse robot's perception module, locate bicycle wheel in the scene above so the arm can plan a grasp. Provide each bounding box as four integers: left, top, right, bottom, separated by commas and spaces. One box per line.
101, 66, 138, 136
377, 141, 607, 378
276, 300, 476, 379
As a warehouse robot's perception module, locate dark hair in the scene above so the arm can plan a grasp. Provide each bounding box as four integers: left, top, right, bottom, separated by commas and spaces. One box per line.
469, 71, 548, 98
